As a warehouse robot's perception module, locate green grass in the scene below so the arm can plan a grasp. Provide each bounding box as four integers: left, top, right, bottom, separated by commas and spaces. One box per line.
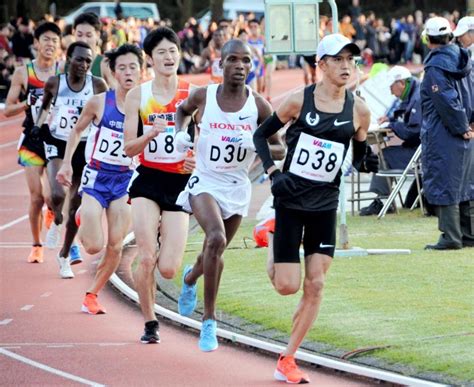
179, 210, 474, 382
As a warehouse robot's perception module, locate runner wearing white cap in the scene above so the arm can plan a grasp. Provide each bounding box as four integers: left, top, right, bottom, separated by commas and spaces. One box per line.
253, 33, 379, 384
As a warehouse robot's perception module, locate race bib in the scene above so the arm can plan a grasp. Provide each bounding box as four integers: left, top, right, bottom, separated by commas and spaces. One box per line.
205, 133, 253, 173
80, 167, 98, 190
53, 105, 80, 138
289, 133, 344, 182
44, 143, 58, 159
143, 125, 185, 164
211, 59, 223, 78
93, 127, 131, 166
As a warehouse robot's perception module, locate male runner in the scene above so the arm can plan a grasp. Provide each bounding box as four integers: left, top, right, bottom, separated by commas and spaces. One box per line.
174, 39, 284, 352
34, 41, 107, 278
247, 19, 265, 93
56, 44, 143, 313
72, 12, 115, 88
123, 27, 195, 343
253, 34, 378, 383
194, 28, 227, 83
5, 22, 61, 263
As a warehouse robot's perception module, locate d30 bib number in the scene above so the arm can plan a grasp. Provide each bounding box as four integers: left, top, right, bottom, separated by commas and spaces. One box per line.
205, 135, 252, 172
143, 125, 184, 164
289, 132, 344, 182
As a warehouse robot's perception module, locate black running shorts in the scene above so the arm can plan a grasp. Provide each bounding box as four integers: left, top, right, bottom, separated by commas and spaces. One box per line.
273, 207, 337, 263
43, 131, 86, 178
128, 165, 190, 212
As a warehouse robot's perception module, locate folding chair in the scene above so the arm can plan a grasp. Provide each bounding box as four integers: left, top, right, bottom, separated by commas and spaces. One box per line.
376, 144, 423, 219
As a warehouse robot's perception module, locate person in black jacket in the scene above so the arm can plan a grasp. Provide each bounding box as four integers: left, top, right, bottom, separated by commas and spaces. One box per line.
360, 65, 422, 215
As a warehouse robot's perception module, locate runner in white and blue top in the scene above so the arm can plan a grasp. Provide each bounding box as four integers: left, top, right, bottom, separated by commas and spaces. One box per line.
57, 44, 143, 314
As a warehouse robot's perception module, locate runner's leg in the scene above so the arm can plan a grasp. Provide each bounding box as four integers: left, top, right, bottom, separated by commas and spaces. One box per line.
132, 197, 160, 322
283, 253, 332, 355
156, 211, 189, 279
78, 193, 104, 255
24, 166, 45, 245
87, 196, 130, 294
58, 174, 82, 258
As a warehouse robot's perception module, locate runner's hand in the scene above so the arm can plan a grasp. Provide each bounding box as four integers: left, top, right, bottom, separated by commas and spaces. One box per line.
359, 145, 379, 173
183, 149, 196, 173
270, 170, 296, 197
238, 130, 256, 151
56, 164, 73, 188
147, 118, 168, 139
175, 131, 193, 153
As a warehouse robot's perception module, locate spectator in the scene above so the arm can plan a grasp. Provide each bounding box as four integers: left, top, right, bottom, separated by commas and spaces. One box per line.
360, 66, 422, 216
0, 24, 13, 54
421, 17, 474, 250
11, 17, 34, 62
340, 15, 356, 40
353, 14, 367, 50
453, 16, 474, 59
114, 0, 123, 20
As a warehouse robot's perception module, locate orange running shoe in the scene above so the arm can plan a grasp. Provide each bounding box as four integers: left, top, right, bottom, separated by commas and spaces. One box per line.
274, 354, 310, 384
27, 246, 44, 263
44, 208, 54, 230
81, 293, 107, 315
253, 217, 275, 248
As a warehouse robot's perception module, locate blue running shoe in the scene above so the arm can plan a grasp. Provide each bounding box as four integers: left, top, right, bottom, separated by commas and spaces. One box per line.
178, 265, 197, 316
199, 319, 218, 352
69, 244, 83, 265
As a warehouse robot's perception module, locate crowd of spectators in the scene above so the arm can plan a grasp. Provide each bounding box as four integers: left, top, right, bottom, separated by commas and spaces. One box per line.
0, 8, 468, 102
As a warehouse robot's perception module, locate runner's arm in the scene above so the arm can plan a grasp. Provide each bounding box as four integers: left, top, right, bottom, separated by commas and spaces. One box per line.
175, 87, 205, 133
254, 91, 303, 175
93, 76, 109, 94
255, 93, 285, 161
63, 94, 101, 165
123, 86, 163, 157
352, 96, 378, 172
4, 67, 27, 117
34, 76, 58, 127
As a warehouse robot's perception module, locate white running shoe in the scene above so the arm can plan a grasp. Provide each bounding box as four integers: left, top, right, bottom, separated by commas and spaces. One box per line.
45, 223, 62, 249
56, 255, 74, 279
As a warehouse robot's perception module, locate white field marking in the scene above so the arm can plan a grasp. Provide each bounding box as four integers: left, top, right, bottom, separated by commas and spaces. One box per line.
0, 241, 31, 245
0, 140, 18, 149
0, 342, 130, 347
40, 292, 52, 298
20, 305, 34, 311
1, 346, 21, 349
0, 169, 24, 181
271, 85, 303, 103
0, 116, 23, 129
0, 319, 13, 326
0, 215, 28, 231
47, 345, 74, 348
0, 348, 105, 387
77, 269, 87, 275
0, 246, 32, 249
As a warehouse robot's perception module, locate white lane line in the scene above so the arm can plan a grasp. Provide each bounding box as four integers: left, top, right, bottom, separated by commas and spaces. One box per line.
0, 140, 19, 149
0, 246, 31, 249
1, 346, 21, 349
272, 85, 303, 103
97, 343, 127, 347
0, 116, 23, 128
0, 215, 28, 231
0, 170, 24, 181
40, 292, 52, 298
47, 345, 74, 348
0, 348, 105, 387
0, 319, 13, 326
0, 342, 130, 347
0, 242, 32, 245
20, 305, 34, 311
77, 269, 87, 275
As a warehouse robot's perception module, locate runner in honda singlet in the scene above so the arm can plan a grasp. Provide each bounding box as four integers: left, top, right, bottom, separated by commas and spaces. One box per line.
123, 27, 196, 345
34, 41, 107, 279
57, 44, 143, 314
253, 34, 379, 384
174, 39, 284, 353
4, 22, 61, 264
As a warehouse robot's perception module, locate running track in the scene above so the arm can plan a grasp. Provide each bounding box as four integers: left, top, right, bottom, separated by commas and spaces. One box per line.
0, 70, 372, 386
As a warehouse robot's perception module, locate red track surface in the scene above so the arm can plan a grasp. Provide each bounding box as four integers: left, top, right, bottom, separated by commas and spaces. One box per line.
0, 70, 372, 386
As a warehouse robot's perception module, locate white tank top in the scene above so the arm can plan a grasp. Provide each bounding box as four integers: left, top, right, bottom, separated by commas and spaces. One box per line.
48, 74, 94, 141
195, 84, 258, 184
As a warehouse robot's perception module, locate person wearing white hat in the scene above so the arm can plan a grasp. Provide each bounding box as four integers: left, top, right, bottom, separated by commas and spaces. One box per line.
253, 33, 379, 383
359, 65, 423, 216
453, 16, 474, 59
421, 17, 474, 250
